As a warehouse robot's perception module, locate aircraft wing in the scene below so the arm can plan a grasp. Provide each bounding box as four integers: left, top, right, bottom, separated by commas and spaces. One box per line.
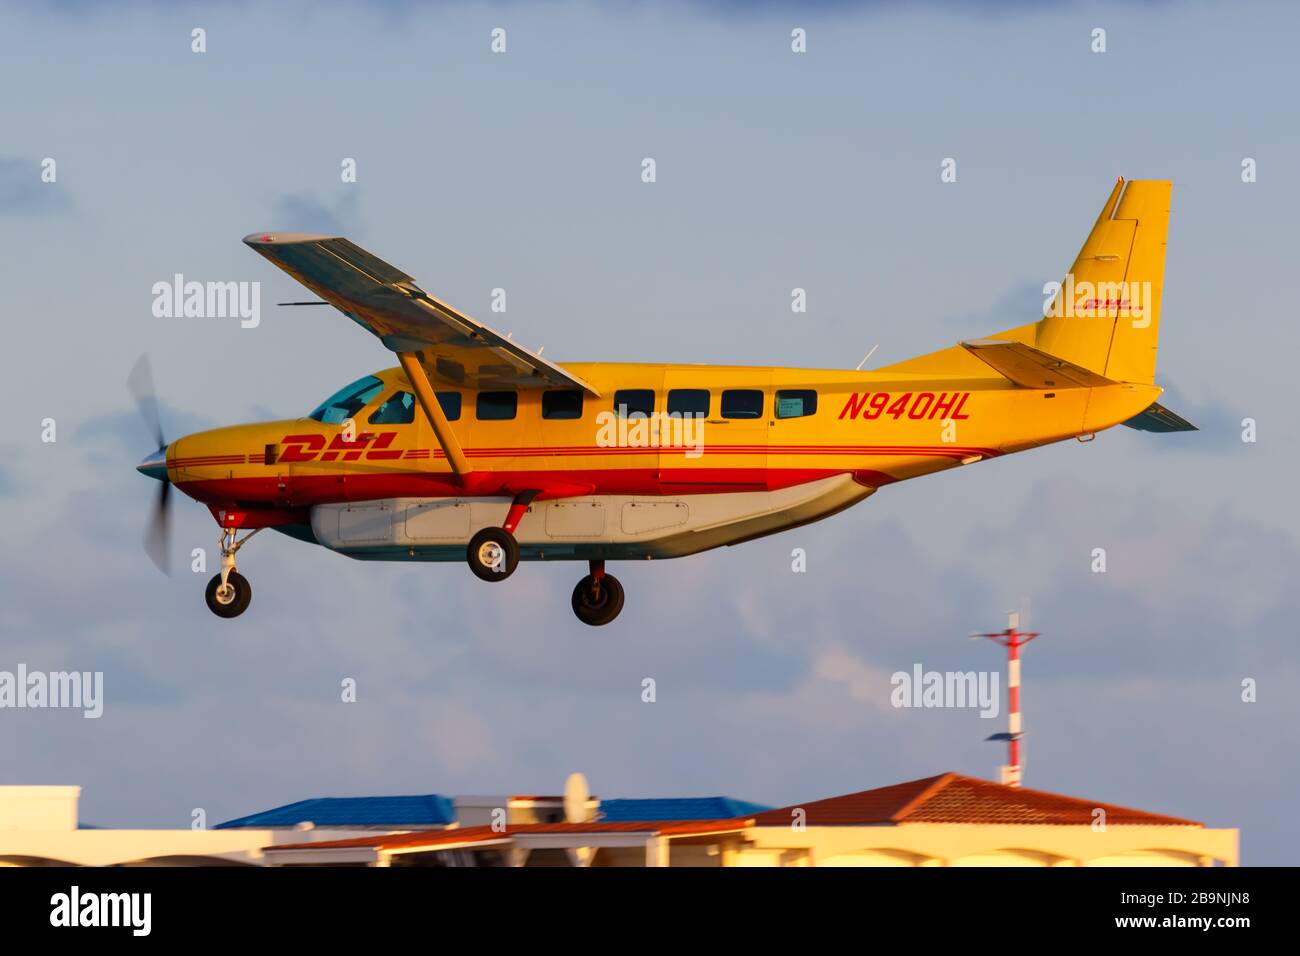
243, 233, 598, 395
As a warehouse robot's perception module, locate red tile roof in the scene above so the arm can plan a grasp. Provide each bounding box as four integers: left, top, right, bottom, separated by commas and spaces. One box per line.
266, 818, 752, 853
751, 773, 1202, 827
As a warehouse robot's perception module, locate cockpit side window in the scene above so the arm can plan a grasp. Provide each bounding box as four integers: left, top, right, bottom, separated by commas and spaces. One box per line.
308, 375, 384, 424
369, 391, 416, 425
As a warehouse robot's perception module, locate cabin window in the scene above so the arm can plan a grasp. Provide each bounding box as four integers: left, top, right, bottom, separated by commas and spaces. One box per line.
369, 391, 416, 425
308, 375, 384, 424
436, 392, 462, 421
613, 389, 655, 419
775, 389, 818, 419
543, 389, 584, 420
721, 389, 764, 419
667, 389, 710, 416
476, 391, 518, 421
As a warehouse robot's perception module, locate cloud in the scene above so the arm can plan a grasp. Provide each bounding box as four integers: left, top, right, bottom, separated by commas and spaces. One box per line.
0, 156, 71, 217
76, 402, 217, 453
939, 280, 1046, 332
660, 0, 1085, 19
1147, 379, 1245, 451
273, 191, 360, 237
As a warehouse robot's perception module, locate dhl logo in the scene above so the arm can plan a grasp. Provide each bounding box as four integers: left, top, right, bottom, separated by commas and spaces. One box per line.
278, 432, 403, 463
838, 392, 971, 421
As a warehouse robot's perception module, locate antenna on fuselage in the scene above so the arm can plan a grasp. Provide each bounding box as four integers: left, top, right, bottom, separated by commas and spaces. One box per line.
855, 344, 879, 371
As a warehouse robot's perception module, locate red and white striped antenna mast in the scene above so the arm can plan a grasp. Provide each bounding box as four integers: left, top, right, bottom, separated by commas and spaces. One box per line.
971, 611, 1040, 788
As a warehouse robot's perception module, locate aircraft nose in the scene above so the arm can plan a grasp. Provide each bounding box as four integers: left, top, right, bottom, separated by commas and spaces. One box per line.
136, 446, 169, 481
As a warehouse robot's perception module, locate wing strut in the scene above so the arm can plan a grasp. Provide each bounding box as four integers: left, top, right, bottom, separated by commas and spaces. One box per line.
396, 352, 472, 479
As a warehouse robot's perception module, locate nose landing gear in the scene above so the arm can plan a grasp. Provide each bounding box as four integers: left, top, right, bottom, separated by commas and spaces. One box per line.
571, 560, 624, 627
205, 570, 252, 618
204, 527, 261, 618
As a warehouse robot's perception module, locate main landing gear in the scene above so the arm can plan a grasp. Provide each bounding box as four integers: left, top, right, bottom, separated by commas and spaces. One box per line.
466, 496, 623, 625
466, 527, 520, 582
465, 522, 624, 625
204, 527, 261, 618
571, 560, 624, 627
466, 493, 535, 582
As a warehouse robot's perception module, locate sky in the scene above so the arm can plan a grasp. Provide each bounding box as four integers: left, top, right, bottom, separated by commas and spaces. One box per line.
1, 0, 1297, 862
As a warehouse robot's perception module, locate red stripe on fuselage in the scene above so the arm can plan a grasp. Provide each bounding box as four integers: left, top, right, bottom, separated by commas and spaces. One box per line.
174, 466, 902, 510
210, 443, 1000, 464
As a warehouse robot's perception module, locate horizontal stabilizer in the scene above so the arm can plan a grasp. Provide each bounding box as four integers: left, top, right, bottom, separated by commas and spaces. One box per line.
1122, 402, 1198, 433
959, 339, 1116, 389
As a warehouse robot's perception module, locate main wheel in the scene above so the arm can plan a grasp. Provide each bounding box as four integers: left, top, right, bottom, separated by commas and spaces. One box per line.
467, 527, 520, 582
571, 572, 624, 626
205, 571, 252, 618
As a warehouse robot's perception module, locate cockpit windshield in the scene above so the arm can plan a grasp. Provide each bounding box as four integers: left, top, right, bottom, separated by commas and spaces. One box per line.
308, 375, 384, 424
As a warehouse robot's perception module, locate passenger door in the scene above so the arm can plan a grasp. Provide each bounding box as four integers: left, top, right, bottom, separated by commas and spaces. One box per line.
659, 372, 769, 489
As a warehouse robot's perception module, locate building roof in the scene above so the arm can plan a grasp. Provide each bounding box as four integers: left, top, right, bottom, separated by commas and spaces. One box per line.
267, 818, 752, 853
215, 795, 456, 830
597, 797, 770, 822
243, 773, 1201, 844
218, 793, 768, 830
751, 772, 1203, 827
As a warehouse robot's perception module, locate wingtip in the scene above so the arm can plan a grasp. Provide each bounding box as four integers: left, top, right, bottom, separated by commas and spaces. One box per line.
242, 231, 339, 246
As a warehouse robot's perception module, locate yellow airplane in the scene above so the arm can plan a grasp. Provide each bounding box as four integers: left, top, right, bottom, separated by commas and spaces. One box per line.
134, 178, 1191, 625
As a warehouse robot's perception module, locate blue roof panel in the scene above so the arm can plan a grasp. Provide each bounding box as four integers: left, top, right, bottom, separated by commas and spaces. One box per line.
597, 797, 770, 822
215, 795, 456, 829
217, 794, 768, 829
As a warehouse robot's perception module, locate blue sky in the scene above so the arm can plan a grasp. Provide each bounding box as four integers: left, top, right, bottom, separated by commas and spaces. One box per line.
1, 0, 1297, 861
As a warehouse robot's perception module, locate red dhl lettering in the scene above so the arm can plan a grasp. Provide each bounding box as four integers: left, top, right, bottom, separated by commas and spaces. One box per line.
837, 392, 971, 421
278, 432, 402, 463
279, 434, 325, 463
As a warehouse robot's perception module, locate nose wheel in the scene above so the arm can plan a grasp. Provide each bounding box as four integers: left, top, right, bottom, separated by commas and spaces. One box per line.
204, 527, 260, 619
206, 570, 252, 618
572, 562, 624, 626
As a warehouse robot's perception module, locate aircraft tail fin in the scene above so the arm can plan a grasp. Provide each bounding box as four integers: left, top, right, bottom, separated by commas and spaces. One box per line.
878, 178, 1172, 387
1036, 177, 1171, 385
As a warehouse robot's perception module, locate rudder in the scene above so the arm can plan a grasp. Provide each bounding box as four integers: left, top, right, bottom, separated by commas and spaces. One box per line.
1037, 178, 1171, 385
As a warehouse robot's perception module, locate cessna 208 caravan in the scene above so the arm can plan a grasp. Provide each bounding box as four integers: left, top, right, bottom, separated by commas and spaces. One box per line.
135, 178, 1192, 625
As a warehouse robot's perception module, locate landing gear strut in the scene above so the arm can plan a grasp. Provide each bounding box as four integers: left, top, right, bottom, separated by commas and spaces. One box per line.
466, 493, 532, 582
464, 499, 624, 625
204, 527, 260, 618
572, 560, 624, 626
